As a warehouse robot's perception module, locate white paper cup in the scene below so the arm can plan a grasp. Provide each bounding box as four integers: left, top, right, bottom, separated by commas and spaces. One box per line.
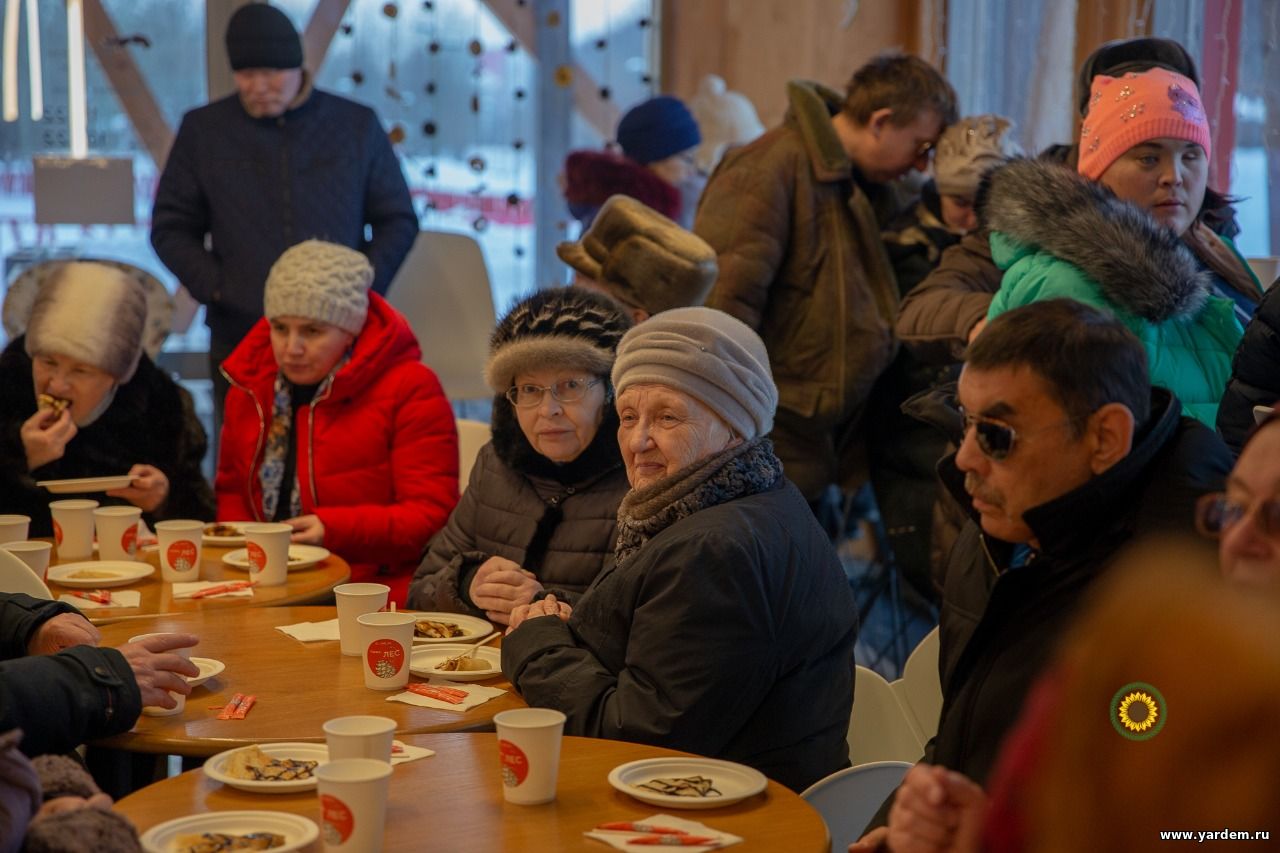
335, 583, 390, 656
323, 715, 397, 763
128, 632, 192, 717
49, 500, 97, 561
0, 515, 30, 544
154, 520, 204, 582
493, 708, 567, 805
316, 758, 393, 852
356, 612, 416, 691
1, 541, 52, 579
243, 522, 292, 586
93, 506, 142, 561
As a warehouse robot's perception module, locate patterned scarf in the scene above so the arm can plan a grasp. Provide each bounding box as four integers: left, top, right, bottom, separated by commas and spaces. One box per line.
259, 359, 346, 520
614, 437, 783, 569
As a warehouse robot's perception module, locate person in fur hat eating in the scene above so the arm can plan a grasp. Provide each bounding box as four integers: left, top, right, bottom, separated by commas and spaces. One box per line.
0, 262, 214, 535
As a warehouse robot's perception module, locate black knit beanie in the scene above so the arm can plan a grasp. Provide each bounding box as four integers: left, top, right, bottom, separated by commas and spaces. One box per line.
483, 287, 633, 394
225, 3, 303, 71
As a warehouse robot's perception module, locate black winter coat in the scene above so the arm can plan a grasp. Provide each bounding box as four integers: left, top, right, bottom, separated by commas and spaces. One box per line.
0, 337, 214, 536
150, 83, 418, 344
0, 594, 140, 756
1218, 282, 1280, 455
502, 478, 858, 792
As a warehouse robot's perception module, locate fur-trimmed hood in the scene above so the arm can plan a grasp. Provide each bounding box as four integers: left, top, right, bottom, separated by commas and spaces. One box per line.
982, 158, 1214, 322
562, 149, 681, 222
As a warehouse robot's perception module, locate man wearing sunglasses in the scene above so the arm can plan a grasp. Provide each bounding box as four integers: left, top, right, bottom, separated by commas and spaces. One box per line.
855, 299, 1231, 850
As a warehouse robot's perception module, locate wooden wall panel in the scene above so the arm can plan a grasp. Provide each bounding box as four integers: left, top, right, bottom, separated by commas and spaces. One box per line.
661, 0, 934, 129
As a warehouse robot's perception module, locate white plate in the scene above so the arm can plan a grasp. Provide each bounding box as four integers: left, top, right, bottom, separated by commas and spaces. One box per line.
202, 521, 252, 547
405, 611, 494, 645
607, 757, 767, 809
409, 644, 501, 681
47, 561, 155, 589
36, 475, 133, 493
203, 743, 328, 793
221, 545, 330, 571
186, 657, 226, 688
139, 810, 319, 853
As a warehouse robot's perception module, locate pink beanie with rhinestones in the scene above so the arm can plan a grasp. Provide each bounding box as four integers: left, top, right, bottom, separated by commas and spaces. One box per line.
1077, 68, 1211, 181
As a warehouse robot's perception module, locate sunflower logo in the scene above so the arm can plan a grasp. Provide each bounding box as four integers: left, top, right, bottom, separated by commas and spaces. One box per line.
1110, 682, 1167, 741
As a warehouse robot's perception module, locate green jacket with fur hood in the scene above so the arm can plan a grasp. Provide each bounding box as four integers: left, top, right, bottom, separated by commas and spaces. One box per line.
986, 159, 1248, 426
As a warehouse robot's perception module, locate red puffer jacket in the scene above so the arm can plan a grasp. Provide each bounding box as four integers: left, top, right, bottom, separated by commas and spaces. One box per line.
215, 294, 459, 604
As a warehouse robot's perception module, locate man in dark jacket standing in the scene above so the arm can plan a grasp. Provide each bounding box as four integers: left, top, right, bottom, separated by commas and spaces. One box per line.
150, 3, 417, 423
694, 54, 955, 509
853, 300, 1232, 851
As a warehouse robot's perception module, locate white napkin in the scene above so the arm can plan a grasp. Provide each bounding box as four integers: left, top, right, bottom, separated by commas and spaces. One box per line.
172, 581, 255, 600
585, 814, 743, 851
59, 591, 141, 610
274, 618, 341, 642
386, 679, 507, 712
390, 740, 434, 765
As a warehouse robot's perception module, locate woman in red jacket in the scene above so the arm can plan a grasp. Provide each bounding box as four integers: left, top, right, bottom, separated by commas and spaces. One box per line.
216, 239, 459, 603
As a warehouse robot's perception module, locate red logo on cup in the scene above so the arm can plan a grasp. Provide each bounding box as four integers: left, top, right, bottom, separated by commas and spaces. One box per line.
499, 739, 530, 787
246, 541, 268, 572
167, 540, 198, 572
121, 523, 138, 556
320, 793, 354, 845
366, 638, 404, 679
53, 520, 63, 546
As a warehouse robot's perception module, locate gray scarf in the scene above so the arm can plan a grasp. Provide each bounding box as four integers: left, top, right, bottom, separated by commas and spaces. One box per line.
614, 437, 783, 568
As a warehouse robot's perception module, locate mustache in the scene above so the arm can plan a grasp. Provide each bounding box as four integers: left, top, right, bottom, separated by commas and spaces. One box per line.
964, 472, 1002, 508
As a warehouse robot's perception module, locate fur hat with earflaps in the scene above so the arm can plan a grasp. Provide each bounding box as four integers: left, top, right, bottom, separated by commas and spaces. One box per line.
556, 195, 718, 315
484, 287, 632, 395
24, 262, 147, 384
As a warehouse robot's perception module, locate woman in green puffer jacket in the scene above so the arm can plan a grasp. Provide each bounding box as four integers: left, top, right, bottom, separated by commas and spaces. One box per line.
985, 68, 1260, 426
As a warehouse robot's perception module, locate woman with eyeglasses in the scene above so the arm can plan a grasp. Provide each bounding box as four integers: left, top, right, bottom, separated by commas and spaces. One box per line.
1198, 410, 1280, 588
408, 288, 632, 623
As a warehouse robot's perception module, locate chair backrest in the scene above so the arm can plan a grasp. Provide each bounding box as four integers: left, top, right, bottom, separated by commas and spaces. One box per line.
455, 419, 491, 492
850, 665, 926, 766
0, 548, 52, 599
386, 231, 497, 401
801, 761, 912, 852
893, 627, 943, 742
1245, 256, 1279, 289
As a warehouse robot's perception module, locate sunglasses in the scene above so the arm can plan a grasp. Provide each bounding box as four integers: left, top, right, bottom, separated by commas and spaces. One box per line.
958, 407, 1084, 461
1196, 493, 1280, 539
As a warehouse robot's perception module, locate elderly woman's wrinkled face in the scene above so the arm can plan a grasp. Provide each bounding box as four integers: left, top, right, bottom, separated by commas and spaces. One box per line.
32, 352, 114, 425
1219, 423, 1280, 589
512, 368, 607, 463
617, 384, 742, 491
270, 317, 354, 386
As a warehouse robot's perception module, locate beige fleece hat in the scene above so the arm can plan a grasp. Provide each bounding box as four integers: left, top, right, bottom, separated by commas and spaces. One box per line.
264, 240, 372, 335
611, 306, 777, 440
557, 195, 718, 315
24, 261, 146, 383
933, 114, 1022, 196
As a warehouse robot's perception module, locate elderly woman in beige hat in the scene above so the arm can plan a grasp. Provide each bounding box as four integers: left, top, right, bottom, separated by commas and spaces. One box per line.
501, 307, 858, 792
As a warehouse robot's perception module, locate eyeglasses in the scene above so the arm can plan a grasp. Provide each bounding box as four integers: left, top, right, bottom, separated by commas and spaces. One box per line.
505, 377, 602, 408
915, 139, 936, 158
1196, 493, 1280, 539
958, 407, 1083, 461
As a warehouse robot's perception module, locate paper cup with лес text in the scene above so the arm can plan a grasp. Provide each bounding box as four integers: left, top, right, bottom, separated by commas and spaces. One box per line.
494, 708, 567, 804
155, 520, 203, 582
243, 522, 292, 586
356, 612, 416, 691
49, 500, 97, 561
317, 758, 393, 852
93, 506, 142, 561
335, 583, 390, 656
127, 632, 194, 717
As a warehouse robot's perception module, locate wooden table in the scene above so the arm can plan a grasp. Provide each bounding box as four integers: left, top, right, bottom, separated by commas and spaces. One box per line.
94, 607, 526, 757
115, 733, 830, 852
46, 541, 351, 622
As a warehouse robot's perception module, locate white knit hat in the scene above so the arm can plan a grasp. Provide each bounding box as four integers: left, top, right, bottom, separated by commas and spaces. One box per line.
688, 75, 766, 174
24, 262, 146, 383
264, 240, 372, 336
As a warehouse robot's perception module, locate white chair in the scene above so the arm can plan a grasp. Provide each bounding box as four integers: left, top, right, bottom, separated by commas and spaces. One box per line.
893, 627, 943, 743
802, 761, 912, 853
0, 548, 52, 599
386, 231, 497, 401
455, 418, 491, 492
1245, 256, 1278, 289
849, 665, 926, 766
